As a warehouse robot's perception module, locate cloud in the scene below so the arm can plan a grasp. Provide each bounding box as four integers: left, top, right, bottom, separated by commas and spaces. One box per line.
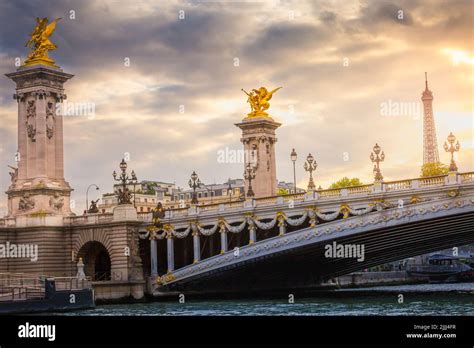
0, 0, 472, 214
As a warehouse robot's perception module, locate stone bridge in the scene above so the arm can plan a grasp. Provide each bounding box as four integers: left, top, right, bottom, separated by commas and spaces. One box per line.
138, 172, 474, 294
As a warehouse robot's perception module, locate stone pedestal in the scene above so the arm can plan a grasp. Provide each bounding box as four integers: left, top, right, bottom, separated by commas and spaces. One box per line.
446, 171, 459, 185
235, 116, 281, 198
5, 65, 74, 218
373, 181, 383, 193
113, 204, 138, 222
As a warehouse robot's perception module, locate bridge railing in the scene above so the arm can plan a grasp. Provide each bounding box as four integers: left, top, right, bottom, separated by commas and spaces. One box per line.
461, 172, 474, 183
384, 179, 412, 191
347, 184, 372, 195
64, 213, 114, 225
418, 175, 446, 187
141, 171, 474, 285
134, 171, 474, 222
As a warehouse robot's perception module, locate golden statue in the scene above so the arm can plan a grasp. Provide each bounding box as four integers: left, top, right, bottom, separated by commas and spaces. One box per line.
23, 17, 62, 68
241, 86, 282, 117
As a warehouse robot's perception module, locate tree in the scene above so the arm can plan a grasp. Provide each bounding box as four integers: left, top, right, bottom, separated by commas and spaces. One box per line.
329, 177, 363, 189
420, 162, 449, 177
277, 188, 289, 195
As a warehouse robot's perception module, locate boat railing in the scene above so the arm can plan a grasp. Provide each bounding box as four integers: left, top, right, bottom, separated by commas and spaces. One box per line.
407, 264, 466, 273
0, 273, 92, 302
53, 277, 92, 290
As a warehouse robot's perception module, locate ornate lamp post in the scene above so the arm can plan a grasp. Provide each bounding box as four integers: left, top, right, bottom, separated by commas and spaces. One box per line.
227, 178, 233, 203
112, 159, 137, 205
290, 148, 297, 193
444, 132, 460, 172
188, 171, 201, 205
303, 153, 317, 190
85, 184, 99, 214
370, 143, 385, 182
244, 162, 256, 197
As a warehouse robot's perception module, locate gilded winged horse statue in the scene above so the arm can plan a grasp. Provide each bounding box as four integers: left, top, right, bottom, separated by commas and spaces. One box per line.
24, 17, 62, 67
241, 86, 282, 117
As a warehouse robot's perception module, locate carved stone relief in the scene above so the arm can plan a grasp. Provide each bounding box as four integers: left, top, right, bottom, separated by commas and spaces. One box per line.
26, 100, 36, 142
19, 193, 35, 211
46, 101, 55, 139
49, 193, 64, 210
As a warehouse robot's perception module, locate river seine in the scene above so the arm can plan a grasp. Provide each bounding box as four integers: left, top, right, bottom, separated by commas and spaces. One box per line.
54, 283, 474, 316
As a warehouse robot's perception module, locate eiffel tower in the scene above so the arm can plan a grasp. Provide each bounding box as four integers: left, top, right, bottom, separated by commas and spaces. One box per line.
422, 72, 440, 164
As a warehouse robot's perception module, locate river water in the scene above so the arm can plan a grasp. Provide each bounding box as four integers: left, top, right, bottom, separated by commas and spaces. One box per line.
59, 283, 473, 316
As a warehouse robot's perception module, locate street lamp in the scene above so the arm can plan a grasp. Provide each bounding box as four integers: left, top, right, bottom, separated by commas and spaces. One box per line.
244, 162, 256, 197
86, 184, 100, 214
290, 148, 297, 193
113, 159, 137, 205
304, 153, 317, 190
370, 143, 385, 182
188, 171, 201, 205
444, 132, 460, 172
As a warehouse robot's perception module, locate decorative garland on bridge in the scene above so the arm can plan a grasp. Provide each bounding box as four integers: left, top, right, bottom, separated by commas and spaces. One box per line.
197, 223, 220, 236
283, 211, 308, 226
171, 225, 191, 239
158, 198, 474, 286
224, 219, 247, 233
253, 216, 277, 230
144, 201, 398, 239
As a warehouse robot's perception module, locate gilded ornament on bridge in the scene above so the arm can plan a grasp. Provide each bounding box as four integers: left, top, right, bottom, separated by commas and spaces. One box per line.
146, 224, 159, 233
151, 202, 165, 227
339, 204, 351, 219
447, 189, 459, 198
24, 17, 62, 68
241, 86, 282, 117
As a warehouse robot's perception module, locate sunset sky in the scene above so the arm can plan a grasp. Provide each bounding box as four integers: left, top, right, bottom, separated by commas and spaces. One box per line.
0, 0, 472, 214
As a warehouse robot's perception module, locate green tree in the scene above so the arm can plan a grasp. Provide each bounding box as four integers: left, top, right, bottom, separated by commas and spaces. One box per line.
329, 177, 363, 189
420, 162, 449, 177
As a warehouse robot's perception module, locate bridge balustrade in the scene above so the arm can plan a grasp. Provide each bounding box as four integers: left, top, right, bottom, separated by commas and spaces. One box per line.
138, 171, 474, 285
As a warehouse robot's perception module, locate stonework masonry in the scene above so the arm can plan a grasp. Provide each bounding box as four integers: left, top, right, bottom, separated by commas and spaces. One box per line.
5, 65, 74, 218
2, 64, 145, 300
235, 116, 281, 198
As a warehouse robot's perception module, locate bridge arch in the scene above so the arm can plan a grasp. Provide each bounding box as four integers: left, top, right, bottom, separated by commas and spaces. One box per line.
77, 241, 111, 281
73, 229, 117, 280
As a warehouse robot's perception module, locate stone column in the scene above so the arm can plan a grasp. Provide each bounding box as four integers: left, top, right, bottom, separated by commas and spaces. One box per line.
5, 66, 74, 218
166, 233, 174, 273
34, 90, 48, 177
278, 217, 286, 236
220, 227, 228, 254
54, 94, 66, 179
249, 222, 256, 245
235, 116, 281, 198
150, 233, 158, 277
15, 93, 27, 180
192, 228, 200, 263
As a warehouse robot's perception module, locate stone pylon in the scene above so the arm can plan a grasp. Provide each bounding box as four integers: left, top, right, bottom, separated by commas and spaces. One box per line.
235, 115, 281, 198
5, 65, 74, 217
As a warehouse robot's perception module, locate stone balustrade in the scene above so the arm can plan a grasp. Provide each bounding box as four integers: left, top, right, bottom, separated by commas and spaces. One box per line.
0, 172, 472, 229
135, 171, 473, 223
